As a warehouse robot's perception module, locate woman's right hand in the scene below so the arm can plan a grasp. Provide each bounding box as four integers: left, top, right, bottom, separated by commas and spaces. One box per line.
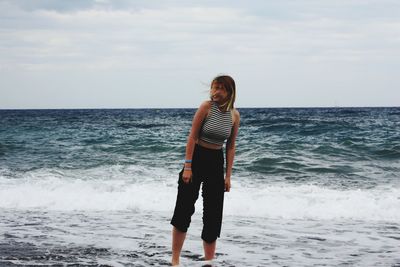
182, 169, 192, 184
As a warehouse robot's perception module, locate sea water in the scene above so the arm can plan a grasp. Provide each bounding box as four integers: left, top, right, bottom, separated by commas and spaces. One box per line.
0, 107, 399, 266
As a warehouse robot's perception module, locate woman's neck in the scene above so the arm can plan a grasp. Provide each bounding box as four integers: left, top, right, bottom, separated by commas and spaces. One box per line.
214, 100, 229, 112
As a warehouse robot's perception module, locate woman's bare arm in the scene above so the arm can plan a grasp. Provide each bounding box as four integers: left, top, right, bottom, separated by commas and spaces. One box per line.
182, 101, 211, 183
225, 109, 240, 191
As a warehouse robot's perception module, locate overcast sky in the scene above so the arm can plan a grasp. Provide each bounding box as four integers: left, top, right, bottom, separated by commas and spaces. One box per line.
0, 0, 399, 109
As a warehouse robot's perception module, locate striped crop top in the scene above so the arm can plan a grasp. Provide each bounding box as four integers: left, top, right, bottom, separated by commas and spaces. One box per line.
199, 101, 233, 146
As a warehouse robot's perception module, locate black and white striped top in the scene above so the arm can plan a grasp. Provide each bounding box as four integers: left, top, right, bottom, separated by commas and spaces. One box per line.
199, 101, 233, 146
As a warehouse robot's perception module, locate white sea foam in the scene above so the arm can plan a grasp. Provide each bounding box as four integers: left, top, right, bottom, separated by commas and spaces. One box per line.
1, 167, 399, 222
225, 184, 400, 222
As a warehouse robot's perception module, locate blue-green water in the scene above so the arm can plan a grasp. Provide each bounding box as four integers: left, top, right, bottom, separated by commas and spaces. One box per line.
1, 107, 399, 186
0, 107, 399, 266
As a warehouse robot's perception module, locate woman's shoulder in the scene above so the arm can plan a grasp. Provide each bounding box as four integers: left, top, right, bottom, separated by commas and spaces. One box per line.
199, 100, 213, 110
231, 108, 240, 125
232, 108, 240, 118
196, 100, 213, 118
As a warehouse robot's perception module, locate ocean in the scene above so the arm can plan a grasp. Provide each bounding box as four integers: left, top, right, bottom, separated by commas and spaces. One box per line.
0, 107, 399, 266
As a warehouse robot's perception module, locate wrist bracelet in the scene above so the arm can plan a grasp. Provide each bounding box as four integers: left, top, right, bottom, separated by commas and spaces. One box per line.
185, 159, 192, 163
184, 167, 192, 171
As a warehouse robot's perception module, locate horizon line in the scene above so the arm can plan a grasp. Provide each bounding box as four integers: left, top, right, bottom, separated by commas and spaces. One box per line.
0, 105, 399, 110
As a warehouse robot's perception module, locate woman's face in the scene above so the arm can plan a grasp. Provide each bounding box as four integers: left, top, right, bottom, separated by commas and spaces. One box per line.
210, 82, 229, 103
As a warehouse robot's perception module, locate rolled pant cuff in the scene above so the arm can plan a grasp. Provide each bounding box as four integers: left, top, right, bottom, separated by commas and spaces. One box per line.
171, 221, 188, 233
201, 234, 219, 244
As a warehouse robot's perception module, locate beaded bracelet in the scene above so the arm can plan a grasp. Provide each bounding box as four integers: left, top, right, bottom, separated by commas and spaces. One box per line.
185, 159, 192, 163
184, 167, 192, 171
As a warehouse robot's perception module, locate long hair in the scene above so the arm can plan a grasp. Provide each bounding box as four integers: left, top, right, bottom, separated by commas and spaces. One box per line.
210, 75, 236, 111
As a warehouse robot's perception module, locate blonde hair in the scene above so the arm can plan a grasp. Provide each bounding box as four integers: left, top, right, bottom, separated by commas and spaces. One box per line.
210, 75, 236, 111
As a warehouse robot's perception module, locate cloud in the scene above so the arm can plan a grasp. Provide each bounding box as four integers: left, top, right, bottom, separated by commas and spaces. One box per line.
0, 0, 399, 107
2, 2, 399, 72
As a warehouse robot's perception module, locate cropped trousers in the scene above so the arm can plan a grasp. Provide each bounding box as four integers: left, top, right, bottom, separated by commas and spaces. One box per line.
171, 143, 225, 243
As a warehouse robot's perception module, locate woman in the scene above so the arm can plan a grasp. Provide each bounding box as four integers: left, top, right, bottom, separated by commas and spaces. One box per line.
170, 75, 240, 266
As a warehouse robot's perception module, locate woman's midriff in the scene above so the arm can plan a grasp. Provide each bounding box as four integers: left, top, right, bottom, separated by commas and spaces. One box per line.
196, 139, 223, 150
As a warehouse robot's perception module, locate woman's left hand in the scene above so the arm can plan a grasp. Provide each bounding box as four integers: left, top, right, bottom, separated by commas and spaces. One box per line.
224, 177, 231, 192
